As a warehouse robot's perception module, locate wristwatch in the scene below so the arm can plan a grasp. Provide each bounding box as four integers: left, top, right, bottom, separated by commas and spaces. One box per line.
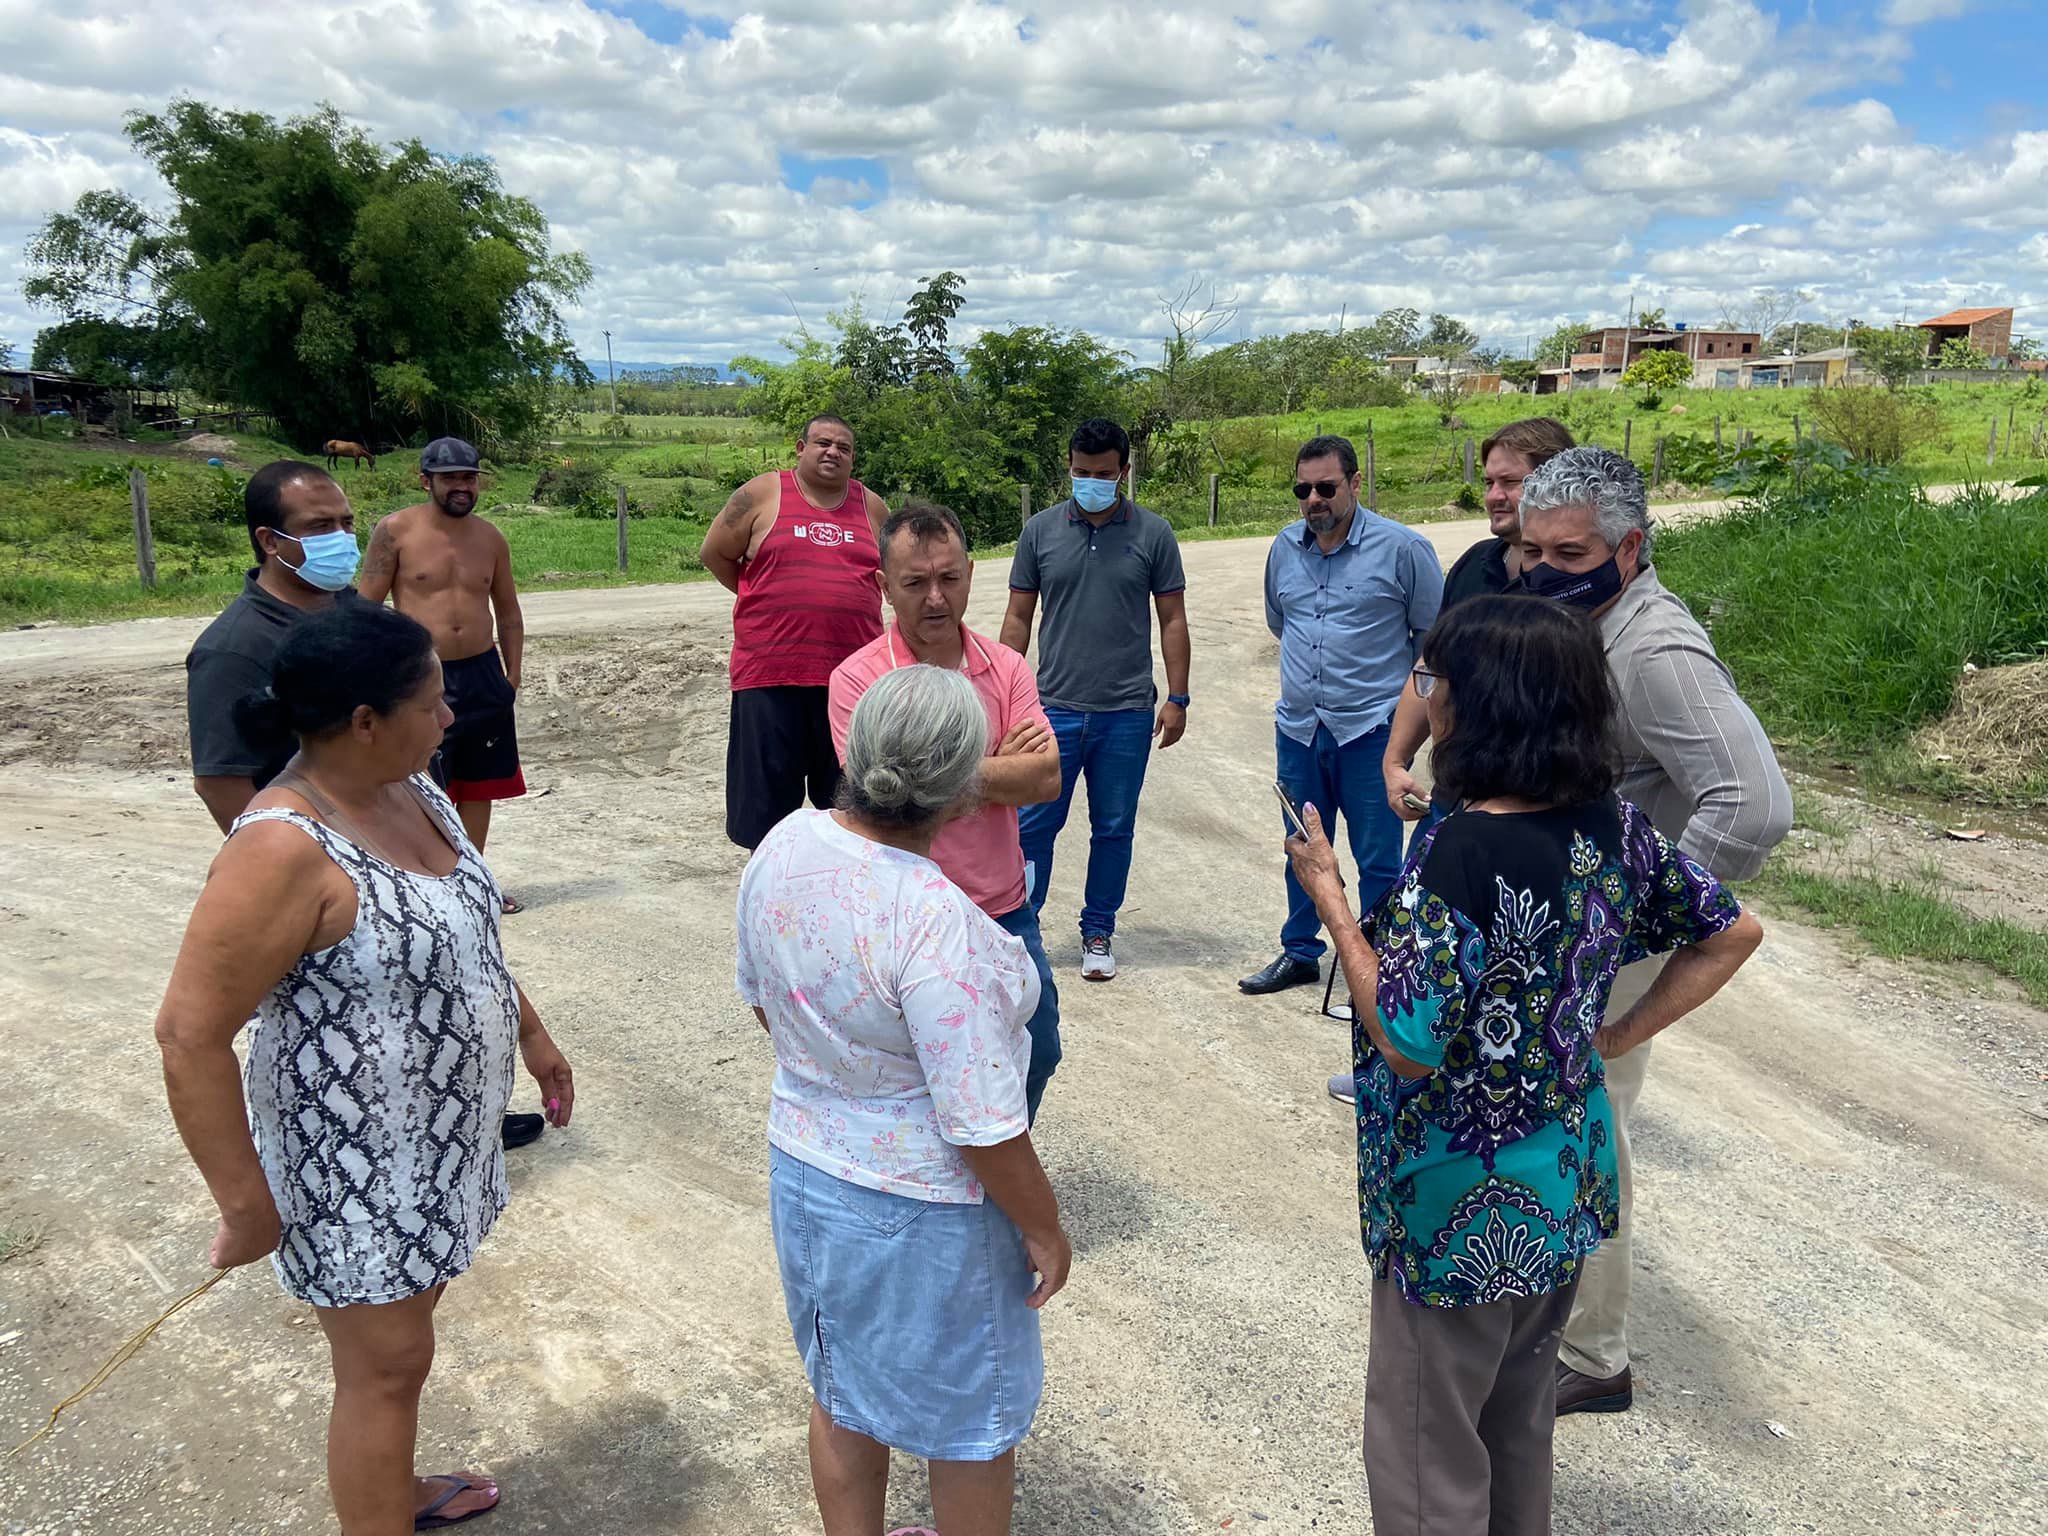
1166, 693, 1191, 708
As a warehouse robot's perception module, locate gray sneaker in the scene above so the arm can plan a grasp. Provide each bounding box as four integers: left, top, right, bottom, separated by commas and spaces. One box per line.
1081, 933, 1117, 981
1327, 1071, 1356, 1103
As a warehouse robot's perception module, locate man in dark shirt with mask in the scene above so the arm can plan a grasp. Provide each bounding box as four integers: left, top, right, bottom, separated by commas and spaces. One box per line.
186, 460, 361, 833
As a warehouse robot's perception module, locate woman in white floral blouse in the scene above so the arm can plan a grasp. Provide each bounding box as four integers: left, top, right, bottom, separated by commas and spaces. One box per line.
736, 663, 1072, 1536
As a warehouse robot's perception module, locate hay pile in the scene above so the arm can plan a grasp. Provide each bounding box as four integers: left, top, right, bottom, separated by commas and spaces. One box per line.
1913, 660, 2048, 792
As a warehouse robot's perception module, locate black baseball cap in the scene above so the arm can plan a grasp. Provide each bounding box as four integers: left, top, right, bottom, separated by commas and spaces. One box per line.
420, 437, 481, 474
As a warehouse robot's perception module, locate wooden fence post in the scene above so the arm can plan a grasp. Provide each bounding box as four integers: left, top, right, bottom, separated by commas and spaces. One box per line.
1988, 418, 1999, 467
1714, 414, 1723, 450
1365, 422, 1377, 512
1623, 418, 1633, 456
130, 468, 157, 590
1462, 437, 1475, 484
1020, 483, 1032, 534
615, 484, 629, 572
1129, 441, 1140, 503
1207, 473, 1220, 528
1653, 437, 1666, 488
2033, 421, 2044, 459
1792, 414, 1801, 444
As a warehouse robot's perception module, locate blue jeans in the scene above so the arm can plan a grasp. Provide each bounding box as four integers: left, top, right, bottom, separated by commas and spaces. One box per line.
1018, 706, 1154, 938
1278, 722, 1404, 963
994, 903, 1061, 1123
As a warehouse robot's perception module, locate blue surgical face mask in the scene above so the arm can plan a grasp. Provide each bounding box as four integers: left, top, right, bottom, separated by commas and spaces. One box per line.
274, 529, 361, 592
1071, 476, 1121, 514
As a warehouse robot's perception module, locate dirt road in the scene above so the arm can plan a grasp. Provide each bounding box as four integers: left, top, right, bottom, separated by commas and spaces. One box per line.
2, 523, 2044, 1535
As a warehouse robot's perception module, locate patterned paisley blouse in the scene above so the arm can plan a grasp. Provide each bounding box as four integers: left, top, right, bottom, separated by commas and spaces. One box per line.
1355, 796, 1740, 1308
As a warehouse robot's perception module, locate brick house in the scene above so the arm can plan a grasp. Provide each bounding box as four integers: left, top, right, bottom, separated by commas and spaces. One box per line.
1572, 326, 1763, 369
1914, 307, 2014, 360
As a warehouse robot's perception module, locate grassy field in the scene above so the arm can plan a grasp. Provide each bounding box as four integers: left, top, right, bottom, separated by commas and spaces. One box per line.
1136, 378, 2048, 526
0, 419, 779, 626
5, 378, 2045, 626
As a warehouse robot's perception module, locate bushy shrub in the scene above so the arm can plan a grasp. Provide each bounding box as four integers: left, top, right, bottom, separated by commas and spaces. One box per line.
536, 459, 613, 513
1806, 386, 1947, 466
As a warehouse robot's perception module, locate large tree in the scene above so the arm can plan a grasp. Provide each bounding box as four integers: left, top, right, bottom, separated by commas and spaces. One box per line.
24, 100, 591, 450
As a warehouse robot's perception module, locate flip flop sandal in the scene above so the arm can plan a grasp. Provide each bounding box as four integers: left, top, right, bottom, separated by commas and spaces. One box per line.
416, 1472, 499, 1530
500, 895, 525, 916
886, 1529, 940, 1535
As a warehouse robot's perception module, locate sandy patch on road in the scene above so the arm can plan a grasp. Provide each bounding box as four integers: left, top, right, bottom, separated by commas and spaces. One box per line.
2, 535, 2045, 1535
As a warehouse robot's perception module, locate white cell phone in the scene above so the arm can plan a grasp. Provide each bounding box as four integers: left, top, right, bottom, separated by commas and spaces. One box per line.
1401, 792, 1431, 814
1274, 780, 1310, 839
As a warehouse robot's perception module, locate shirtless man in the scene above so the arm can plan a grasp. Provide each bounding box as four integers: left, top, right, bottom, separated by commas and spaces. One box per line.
359, 436, 528, 911
700, 413, 890, 848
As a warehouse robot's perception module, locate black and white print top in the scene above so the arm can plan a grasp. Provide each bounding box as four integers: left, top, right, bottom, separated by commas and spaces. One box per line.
233, 775, 518, 1307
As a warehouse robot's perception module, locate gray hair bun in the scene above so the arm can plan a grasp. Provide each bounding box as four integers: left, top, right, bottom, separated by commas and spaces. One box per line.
861, 763, 911, 809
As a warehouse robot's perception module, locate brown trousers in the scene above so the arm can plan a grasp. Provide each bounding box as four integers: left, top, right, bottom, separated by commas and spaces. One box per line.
1363, 1274, 1579, 1536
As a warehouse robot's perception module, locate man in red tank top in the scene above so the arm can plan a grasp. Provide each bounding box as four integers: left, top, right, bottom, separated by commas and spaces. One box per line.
700, 414, 890, 847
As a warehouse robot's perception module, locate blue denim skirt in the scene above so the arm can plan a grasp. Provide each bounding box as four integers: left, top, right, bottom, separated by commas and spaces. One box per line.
768, 1145, 1044, 1461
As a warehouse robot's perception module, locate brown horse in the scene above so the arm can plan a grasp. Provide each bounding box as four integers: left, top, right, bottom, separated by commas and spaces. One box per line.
323, 439, 376, 470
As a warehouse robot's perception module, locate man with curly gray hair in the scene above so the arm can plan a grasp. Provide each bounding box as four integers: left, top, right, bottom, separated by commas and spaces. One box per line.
1519, 445, 1793, 1417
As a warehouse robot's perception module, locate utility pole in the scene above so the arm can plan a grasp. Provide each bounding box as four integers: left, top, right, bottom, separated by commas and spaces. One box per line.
602, 329, 618, 415
1618, 292, 1635, 390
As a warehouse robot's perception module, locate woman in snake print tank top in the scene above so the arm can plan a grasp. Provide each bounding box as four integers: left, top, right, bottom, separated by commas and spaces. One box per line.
156, 604, 577, 1533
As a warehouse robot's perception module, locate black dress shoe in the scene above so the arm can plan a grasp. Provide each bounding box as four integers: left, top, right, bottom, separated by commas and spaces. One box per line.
1556, 1362, 1632, 1415
501, 1112, 546, 1150
1239, 953, 1320, 995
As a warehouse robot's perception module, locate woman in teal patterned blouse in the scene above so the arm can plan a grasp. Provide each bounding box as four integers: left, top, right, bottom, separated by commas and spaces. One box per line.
1287, 594, 1763, 1536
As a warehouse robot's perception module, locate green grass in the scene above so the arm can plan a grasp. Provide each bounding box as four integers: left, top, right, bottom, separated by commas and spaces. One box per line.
1135, 378, 2048, 527
0, 1219, 44, 1265
1655, 469, 2048, 757
1746, 859, 2048, 1006
8, 381, 2047, 624
0, 426, 738, 624
567, 411, 772, 445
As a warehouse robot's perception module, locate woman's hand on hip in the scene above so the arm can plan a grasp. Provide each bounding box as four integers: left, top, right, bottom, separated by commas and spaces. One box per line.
521, 1027, 576, 1128
1024, 1224, 1073, 1310
208, 1200, 282, 1269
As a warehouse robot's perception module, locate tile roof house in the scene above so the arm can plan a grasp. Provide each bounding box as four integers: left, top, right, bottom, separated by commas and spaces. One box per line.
1915, 307, 2014, 360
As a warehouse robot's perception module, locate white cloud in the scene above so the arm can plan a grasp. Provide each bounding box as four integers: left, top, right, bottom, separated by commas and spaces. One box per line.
1879, 0, 1971, 25
0, 0, 2040, 370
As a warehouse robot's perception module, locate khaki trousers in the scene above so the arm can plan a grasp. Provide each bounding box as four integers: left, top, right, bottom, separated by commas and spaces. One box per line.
1363, 1274, 1579, 1536
1558, 955, 1666, 1379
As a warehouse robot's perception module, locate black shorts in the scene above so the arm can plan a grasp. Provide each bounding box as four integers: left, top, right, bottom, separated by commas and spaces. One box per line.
440, 649, 526, 802
726, 685, 842, 849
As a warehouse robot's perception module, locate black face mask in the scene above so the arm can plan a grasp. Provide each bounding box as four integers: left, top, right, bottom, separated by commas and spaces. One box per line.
1522, 555, 1624, 611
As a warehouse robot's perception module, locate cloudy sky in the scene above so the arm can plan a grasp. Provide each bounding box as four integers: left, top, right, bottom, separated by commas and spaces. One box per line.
1, 0, 2043, 372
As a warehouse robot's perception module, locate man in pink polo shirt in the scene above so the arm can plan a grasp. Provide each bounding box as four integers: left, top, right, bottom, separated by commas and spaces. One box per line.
830, 500, 1065, 1119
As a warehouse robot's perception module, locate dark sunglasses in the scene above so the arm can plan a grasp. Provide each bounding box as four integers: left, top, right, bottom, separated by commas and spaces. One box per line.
1292, 479, 1344, 501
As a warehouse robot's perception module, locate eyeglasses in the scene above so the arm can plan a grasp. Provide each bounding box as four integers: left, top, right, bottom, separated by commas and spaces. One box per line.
1292, 479, 1344, 501
1411, 665, 1444, 699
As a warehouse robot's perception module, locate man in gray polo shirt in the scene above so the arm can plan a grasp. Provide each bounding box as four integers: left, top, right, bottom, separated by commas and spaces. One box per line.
1518, 446, 1793, 1416
1002, 418, 1190, 980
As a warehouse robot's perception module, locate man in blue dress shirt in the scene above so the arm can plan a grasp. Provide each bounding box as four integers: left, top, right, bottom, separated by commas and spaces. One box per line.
1241, 435, 1444, 996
